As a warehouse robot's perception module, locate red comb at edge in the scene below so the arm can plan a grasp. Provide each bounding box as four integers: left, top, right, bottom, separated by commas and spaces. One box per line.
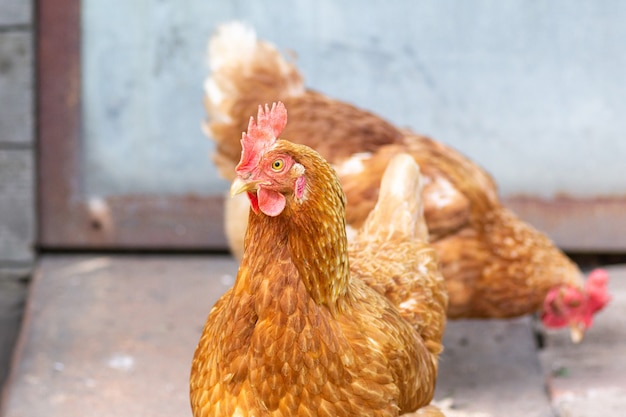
236, 102, 288, 175
585, 268, 611, 313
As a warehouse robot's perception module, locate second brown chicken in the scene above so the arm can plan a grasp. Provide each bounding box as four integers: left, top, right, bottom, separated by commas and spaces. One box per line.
205, 22, 609, 342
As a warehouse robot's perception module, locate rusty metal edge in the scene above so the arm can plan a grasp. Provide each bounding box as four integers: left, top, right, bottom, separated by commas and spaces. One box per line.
504, 195, 626, 252
36, 0, 83, 248
36, 0, 227, 251
74, 193, 228, 250
38, 190, 228, 250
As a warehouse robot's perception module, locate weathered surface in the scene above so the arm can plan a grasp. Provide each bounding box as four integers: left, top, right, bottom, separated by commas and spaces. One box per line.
435, 317, 554, 417
0, 31, 33, 145
540, 265, 626, 417
3, 256, 625, 416
0, 268, 28, 389
2, 256, 235, 417
0, 0, 31, 26
0, 150, 35, 263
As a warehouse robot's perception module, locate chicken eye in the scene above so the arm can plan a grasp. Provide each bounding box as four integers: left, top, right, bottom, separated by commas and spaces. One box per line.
271, 159, 285, 172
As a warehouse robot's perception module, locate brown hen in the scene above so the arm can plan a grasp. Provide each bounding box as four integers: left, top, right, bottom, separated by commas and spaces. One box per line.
190, 103, 447, 416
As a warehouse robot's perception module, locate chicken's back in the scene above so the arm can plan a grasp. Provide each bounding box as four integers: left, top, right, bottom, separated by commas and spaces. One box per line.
404, 134, 499, 230
443, 206, 582, 318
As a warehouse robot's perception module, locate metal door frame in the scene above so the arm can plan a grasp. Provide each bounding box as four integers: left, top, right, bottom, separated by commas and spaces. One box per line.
37, 0, 226, 250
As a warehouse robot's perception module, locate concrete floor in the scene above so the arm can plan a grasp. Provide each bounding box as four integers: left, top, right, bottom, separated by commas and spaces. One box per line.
0, 268, 29, 391
1, 255, 625, 417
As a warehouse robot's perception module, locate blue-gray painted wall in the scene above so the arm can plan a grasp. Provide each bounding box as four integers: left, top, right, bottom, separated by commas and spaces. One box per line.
82, 1, 626, 198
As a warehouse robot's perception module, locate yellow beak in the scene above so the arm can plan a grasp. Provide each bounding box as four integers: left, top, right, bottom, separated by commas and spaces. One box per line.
230, 177, 263, 197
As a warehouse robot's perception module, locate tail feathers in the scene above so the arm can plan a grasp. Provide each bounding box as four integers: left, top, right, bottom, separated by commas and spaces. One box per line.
204, 21, 305, 179
361, 153, 429, 242
204, 21, 259, 123
205, 21, 304, 110
207, 21, 258, 73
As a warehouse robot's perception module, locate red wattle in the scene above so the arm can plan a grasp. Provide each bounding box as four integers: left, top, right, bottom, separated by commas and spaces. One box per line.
258, 188, 286, 216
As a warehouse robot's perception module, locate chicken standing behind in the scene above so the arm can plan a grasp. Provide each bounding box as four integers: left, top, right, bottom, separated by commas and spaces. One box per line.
190, 103, 447, 416
203, 22, 610, 342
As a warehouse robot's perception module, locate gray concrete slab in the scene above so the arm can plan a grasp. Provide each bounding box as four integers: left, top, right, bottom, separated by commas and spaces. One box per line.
0, 267, 29, 389
2, 255, 236, 417
3, 256, 624, 416
435, 318, 553, 417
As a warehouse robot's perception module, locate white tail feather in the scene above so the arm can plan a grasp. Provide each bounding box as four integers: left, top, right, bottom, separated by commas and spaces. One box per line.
207, 21, 257, 72
204, 22, 258, 121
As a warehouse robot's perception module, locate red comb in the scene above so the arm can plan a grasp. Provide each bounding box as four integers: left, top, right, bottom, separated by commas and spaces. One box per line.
585, 268, 611, 313
235, 102, 288, 175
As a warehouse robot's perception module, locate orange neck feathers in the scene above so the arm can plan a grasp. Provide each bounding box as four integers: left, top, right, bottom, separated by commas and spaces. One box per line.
240, 142, 351, 315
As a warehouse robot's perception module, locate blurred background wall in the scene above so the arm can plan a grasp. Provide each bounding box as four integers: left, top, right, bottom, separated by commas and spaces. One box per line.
0, 0, 34, 389
82, 1, 626, 200
69, 0, 626, 252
